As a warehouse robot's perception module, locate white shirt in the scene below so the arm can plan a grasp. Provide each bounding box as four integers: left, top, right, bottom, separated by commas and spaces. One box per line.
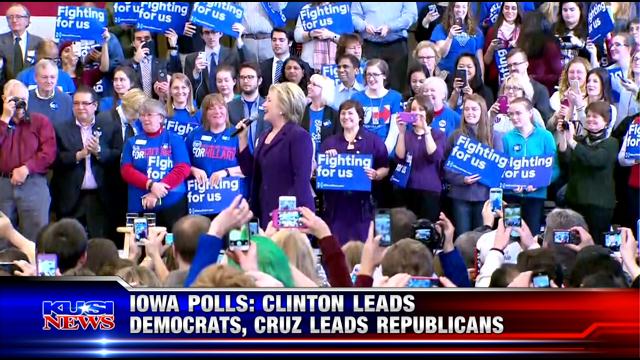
271, 54, 290, 84
474, 230, 540, 287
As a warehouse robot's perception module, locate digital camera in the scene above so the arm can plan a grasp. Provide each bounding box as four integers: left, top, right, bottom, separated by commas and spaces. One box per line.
412, 219, 443, 251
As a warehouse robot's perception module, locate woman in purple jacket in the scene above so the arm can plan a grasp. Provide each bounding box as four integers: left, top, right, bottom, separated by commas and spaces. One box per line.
237, 82, 315, 228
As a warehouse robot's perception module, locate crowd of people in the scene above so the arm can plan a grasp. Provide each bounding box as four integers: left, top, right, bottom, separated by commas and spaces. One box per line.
0, 2, 638, 289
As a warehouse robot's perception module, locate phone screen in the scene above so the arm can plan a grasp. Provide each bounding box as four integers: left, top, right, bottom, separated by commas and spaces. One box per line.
415, 228, 432, 242
504, 206, 522, 228
455, 68, 467, 84
228, 225, 250, 251
165, 233, 174, 246
134, 218, 148, 243
277, 210, 302, 229
278, 196, 297, 211
407, 276, 439, 288
553, 230, 571, 244
249, 220, 260, 237
375, 211, 392, 247
37, 254, 58, 277
532, 274, 550, 288
490, 188, 503, 212
604, 232, 622, 252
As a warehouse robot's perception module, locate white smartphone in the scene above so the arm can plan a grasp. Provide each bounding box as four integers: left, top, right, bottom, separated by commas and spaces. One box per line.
278, 196, 297, 211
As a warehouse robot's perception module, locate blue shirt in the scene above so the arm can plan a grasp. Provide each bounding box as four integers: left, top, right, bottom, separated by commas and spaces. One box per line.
186, 127, 239, 176
27, 89, 73, 126
17, 67, 77, 95
99, 96, 118, 112
351, 89, 403, 142
165, 109, 202, 139
309, 108, 324, 155
121, 130, 191, 212
433, 107, 461, 138
431, 24, 485, 74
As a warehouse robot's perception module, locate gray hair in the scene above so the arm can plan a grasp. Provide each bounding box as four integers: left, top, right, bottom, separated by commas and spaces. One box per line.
35, 59, 59, 76
139, 98, 167, 119
543, 208, 588, 247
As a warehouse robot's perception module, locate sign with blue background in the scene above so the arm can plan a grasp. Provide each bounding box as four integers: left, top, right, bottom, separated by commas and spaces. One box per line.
587, 2, 614, 43
624, 123, 640, 160
500, 156, 554, 189
299, 2, 354, 35
190, 2, 244, 38
608, 67, 624, 103
316, 153, 372, 192
112, 2, 140, 25
187, 177, 246, 215
55, 6, 107, 42
494, 47, 510, 85
136, 2, 190, 34
444, 135, 509, 188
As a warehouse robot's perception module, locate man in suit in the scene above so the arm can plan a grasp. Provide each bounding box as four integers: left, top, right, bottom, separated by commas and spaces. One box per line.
51, 86, 123, 238
123, 29, 182, 99
0, 4, 43, 88
184, 27, 240, 105
228, 63, 271, 154
258, 28, 311, 97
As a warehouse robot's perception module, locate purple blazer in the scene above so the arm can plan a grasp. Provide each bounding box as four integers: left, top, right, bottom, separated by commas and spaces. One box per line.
239, 121, 315, 226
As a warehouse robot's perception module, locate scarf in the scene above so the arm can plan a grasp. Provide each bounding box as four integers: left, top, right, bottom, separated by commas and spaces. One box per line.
498, 22, 520, 47
313, 39, 337, 71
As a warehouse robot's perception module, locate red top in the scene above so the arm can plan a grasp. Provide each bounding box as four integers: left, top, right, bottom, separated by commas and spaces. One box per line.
630, 118, 640, 189
0, 112, 56, 174
527, 40, 563, 94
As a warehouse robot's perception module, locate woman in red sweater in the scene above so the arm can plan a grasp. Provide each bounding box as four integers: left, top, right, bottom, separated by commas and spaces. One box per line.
483, 2, 524, 93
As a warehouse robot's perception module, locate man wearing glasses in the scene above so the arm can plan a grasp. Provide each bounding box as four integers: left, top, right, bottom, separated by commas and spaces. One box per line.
50, 86, 122, 238
506, 48, 553, 121
0, 3, 43, 85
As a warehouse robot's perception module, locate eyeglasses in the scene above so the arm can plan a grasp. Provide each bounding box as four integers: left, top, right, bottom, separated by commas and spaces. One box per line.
239, 75, 256, 80
140, 113, 163, 118
365, 73, 384, 78
504, 86, 523, 92
6, 15, 28, 20
507, 61, 526, 69
337, 64, 353, 69
73, 101, 96, 107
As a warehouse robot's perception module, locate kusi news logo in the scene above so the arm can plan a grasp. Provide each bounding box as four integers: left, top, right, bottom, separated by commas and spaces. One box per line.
42, 301, 115, 330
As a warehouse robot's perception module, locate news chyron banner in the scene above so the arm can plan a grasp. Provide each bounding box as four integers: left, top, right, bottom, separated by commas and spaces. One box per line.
0, 278, 638, 357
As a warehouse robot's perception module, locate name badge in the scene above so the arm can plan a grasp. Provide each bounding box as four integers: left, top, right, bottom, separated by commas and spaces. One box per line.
222, 136, 230, 141
201, 135, 212, 141
26, 50, 36, 64
135, 139, 147, 145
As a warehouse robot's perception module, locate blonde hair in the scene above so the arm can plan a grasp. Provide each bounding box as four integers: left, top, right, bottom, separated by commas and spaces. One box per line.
412, 41, 441, 63
116, 266, 160, 288
539, 2, 558, 24
269, 82, 306, 123
499, 73, 534, 101
199, 93, 231, 130
271, 230, 320, 285
3, 79, 27, 96
121, 88, 148, 117
309, 74, 335, 106
422, 76, 449, 101
558, 57, 592, 95
166, 73, 197, 117
341, 241, 364, 272
191, 264, 256, 288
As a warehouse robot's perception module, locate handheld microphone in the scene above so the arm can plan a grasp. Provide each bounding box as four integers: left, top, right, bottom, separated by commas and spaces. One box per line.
231, 115, 257, 137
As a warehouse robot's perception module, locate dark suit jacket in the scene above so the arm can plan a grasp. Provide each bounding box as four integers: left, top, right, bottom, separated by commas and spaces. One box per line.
238, 121, 315, 226
228, 96, 272, 147
301, 104, 341, 145
0, 31, 43, 86
51, 116, 123, 216
122, 54, 182, 99
184, 46, 240, 105
258, 56, 312, 97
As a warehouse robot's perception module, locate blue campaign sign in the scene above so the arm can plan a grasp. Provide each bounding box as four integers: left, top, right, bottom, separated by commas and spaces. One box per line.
587, 2, 614, 43
494, 47, 511, 85
187, 177, 246, 215
608, 67, 624, 103
136, 2, 190, 34
55, 6, 107, 42
500, 156, 554, 189
322, 63, 365, 87
299, 2, 354, 35
190, 2, 244, 38
316, 153, 372, 192
444, 135, 509, 188
624, 123, 640, 160
112, 2, 140, 25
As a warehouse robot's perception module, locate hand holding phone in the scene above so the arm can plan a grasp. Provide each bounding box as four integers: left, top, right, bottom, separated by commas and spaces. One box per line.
604, 231, 622, 252
398, 112, 418, 124
490, 188, 503, 212
273, 209, 304, 229
375, 209, 392, 247
503, 204, 522, 234
455, 68, 468, 85
37, 254, 58, 277
228, 225, 250, 251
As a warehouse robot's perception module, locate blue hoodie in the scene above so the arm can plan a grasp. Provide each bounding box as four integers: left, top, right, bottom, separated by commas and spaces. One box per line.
502, 126, 559, 199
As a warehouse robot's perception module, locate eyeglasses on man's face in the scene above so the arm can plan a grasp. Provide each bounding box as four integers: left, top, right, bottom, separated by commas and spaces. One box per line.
73, 101, 96, 107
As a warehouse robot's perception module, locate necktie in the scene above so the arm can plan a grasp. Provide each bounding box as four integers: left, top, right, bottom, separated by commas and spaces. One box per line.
125, 122, 135, 142
274, 59, 283, 83
13, 36, 23, 76
141, 57, 152, 97
208, 52, 218, 92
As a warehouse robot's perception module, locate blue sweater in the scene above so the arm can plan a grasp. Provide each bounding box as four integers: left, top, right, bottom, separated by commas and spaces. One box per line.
165, 109, 201, 139
184, 234, 223, 287
18, 67, 76, 94
502, 126, 560, 199
433, 106, 461, 139
186, 127, 239, 175
27, 89, 73, 126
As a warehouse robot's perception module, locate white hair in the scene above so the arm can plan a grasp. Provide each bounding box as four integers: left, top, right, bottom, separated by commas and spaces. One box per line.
309, 74, 335, 106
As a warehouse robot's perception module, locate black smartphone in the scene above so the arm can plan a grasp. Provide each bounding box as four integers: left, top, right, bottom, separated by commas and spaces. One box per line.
455, 68, 467, 84
375, 209, 392, 247
141, 39, 154, 51
454, 17, 463, 28
158, 69, 168, 82
249, 217, 260, 237
92, 45, 103, 53
503, 204, 522, 228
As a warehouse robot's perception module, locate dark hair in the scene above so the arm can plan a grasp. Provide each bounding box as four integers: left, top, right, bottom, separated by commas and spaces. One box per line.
518, 11, 556, 58
111, 66, 140, 109
506, 47, 528, 62
450, 53, 484, 92
172, 215, 210, 264
569, 246, 624, 287
489, 264, 520, 287
37, 219, 88, 273
271, 27, 293, 42
278, 57, 311, 91
365, 58, 390, 88
338, 99, 365, 125
585, 100, 611, 124
216, 64, 237, 80
85, 238, 131, 276
510, 96, 534, 111
586, 68, 613, 103
580, 271, 627, 288
381, 239, 434, 277
336, 53, 360, 68
406, 63, 428, 98
517, 248, 561, 284
442, 2, 478, 36
391, 207, 418, 244
492, 2, 524, 32
0, 248, 29, 276
553, 2, 588, 40
239, 62, 262, 79
74, 85, 98, 103
336, 33, 363, 60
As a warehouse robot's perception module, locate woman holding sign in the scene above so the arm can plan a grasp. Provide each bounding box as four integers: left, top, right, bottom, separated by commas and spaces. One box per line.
237, 82, 315, 228
320, 100, 389, 244
445, 94, 503, 236
294, 2, 341, 72
394, 95, 446, 222
120, 99, 190, 227
557, 101, 619, 245
186, 93, 244, 187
